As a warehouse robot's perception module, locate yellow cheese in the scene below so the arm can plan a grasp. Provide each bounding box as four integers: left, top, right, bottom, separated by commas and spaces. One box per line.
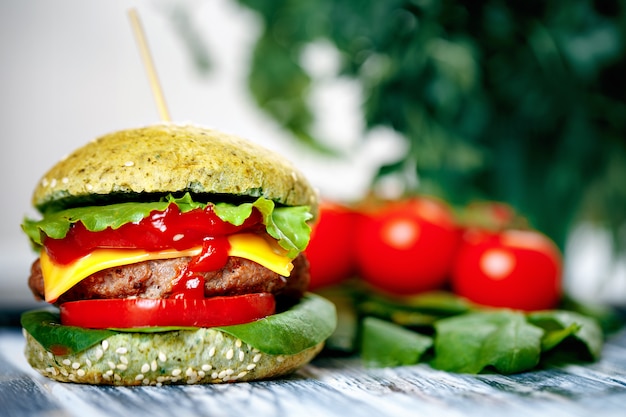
40, 233, 294, 302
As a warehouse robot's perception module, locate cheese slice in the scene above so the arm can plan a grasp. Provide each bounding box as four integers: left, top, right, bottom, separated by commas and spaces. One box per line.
40, 233, 294, 303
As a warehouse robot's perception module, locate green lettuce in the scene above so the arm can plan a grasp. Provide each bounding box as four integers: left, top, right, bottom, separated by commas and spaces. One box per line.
21, 193, 312, 257
214, 197, 312, 257
20, 293, 336, 356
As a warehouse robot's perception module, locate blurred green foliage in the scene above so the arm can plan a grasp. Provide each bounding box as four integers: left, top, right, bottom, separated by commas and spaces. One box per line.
218, 0, 626, 251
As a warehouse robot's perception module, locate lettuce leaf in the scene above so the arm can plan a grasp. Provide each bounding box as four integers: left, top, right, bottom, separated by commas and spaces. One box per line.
214, 197, 312, 257
20, 293, 336, 356
22, 193, 312, 257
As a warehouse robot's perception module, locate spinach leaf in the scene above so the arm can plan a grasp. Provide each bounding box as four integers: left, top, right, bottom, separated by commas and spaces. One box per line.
321, 285, 610, 373
357, 290, 474, 327
528, 310, 603, 360
361, 316, 432, 368
432, 311, 544, 374
217, 293, 337, 355
21, 309, 116, 355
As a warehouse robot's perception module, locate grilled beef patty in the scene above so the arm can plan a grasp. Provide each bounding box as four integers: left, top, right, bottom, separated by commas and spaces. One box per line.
28, 254, 310, 305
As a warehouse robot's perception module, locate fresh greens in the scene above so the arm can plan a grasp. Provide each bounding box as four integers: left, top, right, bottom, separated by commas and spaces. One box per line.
215, 197, 313, 257
21, 293, 336, 356
358, 290, 473, 326
21, 309, 116, 355
21, 193, 312, 257
528, 310, 604, 360
217, 293, 337, 355
361, 317, 432, 368
432, 311, 543, 374
320, 285, 611, 374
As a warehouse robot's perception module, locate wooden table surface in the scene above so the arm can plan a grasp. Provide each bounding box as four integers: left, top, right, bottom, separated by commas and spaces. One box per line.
1, 326, 625, 417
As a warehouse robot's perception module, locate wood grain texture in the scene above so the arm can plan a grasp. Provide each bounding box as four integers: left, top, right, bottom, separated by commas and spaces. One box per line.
1, 327, 625, 417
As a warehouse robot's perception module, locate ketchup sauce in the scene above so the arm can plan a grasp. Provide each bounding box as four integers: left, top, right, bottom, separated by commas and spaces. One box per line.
43, 204, 262, 265
171, 237, 230, 299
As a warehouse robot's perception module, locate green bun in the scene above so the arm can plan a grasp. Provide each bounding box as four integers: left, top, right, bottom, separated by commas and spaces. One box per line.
24, 328, 323, 385
32, 123, 318, 215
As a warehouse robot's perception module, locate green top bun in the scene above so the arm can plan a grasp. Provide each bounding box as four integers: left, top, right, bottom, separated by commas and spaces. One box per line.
33, 123, 318, 215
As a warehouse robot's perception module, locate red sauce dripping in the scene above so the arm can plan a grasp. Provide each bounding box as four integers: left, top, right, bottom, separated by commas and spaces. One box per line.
171, 237, 230, 299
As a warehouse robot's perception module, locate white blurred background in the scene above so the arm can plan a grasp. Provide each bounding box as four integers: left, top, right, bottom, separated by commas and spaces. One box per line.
0, 0, 623, 309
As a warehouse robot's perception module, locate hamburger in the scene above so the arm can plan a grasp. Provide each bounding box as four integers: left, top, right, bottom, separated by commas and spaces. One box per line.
20, 123, 336, 385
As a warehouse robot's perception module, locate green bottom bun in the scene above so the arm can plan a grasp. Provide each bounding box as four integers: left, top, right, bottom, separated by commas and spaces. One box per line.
21, 293, 336, 385
23, 329, 323, 385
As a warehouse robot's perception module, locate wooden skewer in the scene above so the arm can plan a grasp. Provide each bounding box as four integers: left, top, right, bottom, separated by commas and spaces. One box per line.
128, 8, 171, 122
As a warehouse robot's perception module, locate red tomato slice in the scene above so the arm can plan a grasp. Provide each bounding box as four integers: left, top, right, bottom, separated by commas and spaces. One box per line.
59, 293, 276, 329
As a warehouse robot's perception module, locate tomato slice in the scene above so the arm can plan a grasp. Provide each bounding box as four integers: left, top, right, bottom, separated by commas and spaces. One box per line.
59, 293, 276, 329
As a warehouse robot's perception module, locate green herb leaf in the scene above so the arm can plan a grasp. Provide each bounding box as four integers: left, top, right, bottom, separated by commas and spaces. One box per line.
217, 293, 337, 355
21, 309, 116, 355
398, 291, 476, 315
432, 311, 544, 374
528, 310, 603, 360
539, 323, 581, 352
361, 316, 433, 368
357, 290, 474, 325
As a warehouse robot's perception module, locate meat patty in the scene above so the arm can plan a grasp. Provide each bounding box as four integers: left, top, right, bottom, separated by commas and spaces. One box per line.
28, 254, 310, 305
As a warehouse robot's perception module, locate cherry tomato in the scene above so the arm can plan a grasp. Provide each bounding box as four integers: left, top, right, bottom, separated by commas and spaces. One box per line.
353, 197, 460, 295
305, 201, 357, 290
451, 229, 562, 311
59, 293, 276, 329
